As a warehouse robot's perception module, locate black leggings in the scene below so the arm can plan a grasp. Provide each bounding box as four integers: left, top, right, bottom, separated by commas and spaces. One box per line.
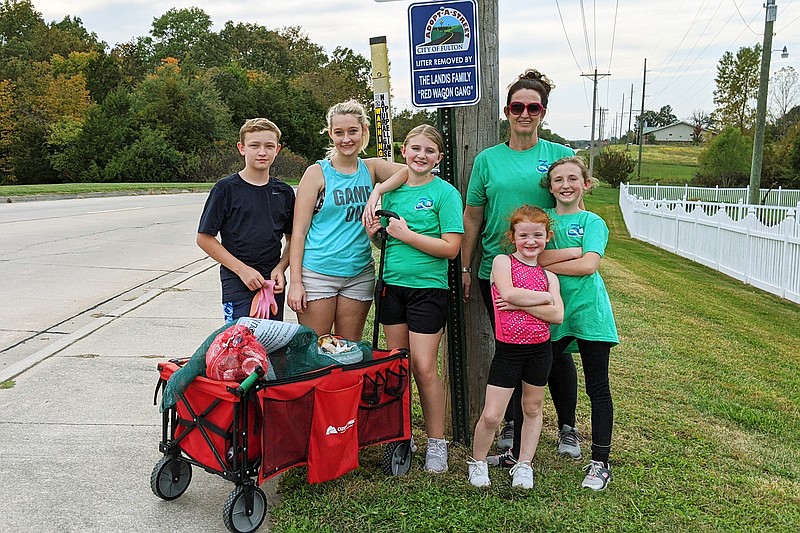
478, 278, 579, 452
552, 337, 614, 464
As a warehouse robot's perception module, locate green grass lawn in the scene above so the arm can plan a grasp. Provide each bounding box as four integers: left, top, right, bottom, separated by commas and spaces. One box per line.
269, 184, 800, 532
607, 144, 702, 185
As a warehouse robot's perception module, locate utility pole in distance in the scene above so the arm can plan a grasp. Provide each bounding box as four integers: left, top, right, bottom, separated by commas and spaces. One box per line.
637, 58, 647, 179
627, 83, 634, 149
749, 0, 778, 205
581, 68, 611, 175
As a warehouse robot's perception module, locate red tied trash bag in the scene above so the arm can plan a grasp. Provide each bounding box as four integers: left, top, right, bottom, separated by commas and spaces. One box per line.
206, 325, 268, 381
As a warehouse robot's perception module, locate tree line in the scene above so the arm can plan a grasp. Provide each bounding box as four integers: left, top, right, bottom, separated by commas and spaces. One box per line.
0, 1, 380, 184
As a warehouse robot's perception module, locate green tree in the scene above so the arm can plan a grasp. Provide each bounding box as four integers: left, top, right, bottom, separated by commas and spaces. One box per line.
133, 58, 233, 155
713, 45, 761, 131
52, 89, 136, 182
0, 78, 15, 182
149, 7, 213, 68
637, 105, 677, 129
392, 109, 436, 143
696, 126, 753, 187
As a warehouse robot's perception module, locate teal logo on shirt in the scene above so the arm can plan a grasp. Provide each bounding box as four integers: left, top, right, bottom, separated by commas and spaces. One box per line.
536, 159, 550, 173
415, 197, 434, 210
567, 223, 584, 237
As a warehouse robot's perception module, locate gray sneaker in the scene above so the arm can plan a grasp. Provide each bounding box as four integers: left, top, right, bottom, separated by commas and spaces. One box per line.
467, 458, 490, 488
510, 461, 535, 490
581, 460, 611, 491
424, 438, 448, 473
496, 421, 514, 451
558, 424, 582, 459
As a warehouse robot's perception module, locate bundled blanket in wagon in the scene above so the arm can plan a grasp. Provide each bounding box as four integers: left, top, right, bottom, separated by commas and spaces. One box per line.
161, 318, 372, 411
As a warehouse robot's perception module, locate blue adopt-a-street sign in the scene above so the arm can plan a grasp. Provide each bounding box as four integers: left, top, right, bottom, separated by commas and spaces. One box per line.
408, 0, 480, 108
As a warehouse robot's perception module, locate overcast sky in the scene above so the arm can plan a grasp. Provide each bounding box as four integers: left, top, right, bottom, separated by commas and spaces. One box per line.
33, 0, 800, 140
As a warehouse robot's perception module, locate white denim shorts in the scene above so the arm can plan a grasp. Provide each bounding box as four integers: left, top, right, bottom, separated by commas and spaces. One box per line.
302, 263, 376, 302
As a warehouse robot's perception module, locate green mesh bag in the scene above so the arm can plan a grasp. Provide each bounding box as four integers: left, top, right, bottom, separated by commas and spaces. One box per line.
160, 324, 228, 412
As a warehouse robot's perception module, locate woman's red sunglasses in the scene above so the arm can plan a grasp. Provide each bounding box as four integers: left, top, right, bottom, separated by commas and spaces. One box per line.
508, 102, 545, 116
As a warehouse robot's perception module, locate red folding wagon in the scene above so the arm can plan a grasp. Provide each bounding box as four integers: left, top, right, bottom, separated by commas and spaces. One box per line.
152, 346, 413, 533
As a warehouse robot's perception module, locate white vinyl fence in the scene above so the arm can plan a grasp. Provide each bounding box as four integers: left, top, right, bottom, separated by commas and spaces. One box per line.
619, 183, 800, 303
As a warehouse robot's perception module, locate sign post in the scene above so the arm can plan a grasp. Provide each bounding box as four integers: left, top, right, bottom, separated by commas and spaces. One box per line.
408, 0, 480, 444
370, 36, 393, 161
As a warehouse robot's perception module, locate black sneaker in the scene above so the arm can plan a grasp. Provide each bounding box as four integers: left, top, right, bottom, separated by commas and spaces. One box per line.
486, 450, 517, 468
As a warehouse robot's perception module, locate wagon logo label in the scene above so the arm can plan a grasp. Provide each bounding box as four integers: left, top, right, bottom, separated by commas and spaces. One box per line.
325, 418, 356, 435
417, 7, 471, 55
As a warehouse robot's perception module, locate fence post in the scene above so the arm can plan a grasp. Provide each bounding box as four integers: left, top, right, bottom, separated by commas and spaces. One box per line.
777, 186, 783, 207
715, 185, 719, 202
745, 206, 756, 284
780, 208, 795, 299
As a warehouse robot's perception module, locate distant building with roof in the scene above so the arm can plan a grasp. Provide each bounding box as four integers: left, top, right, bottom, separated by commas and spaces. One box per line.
642, 121, 699, 143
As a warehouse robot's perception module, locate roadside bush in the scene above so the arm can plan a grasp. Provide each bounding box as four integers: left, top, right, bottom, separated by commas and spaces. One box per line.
593, 150, 635, 188
695, 126, 752, 187
272, 147, 309, 181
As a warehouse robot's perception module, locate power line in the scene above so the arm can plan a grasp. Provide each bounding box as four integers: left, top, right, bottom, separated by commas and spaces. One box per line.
732, 0, 761, 35
650, 1, 736, 99
579, 0, 594, 68
650, 0, 715, 85
553, 0, 586, 73
607, 0, 620, 74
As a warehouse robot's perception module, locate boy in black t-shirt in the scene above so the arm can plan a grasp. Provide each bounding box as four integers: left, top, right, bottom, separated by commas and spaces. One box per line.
197, 118, 294, 322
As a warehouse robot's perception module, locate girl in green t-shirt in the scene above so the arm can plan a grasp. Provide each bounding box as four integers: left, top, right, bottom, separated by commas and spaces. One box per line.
365, 125, 464, 474
539, 156, 619, 492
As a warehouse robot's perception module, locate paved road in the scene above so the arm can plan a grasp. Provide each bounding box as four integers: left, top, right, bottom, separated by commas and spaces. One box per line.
0, 193, 289, 532
0, 194, 212, 375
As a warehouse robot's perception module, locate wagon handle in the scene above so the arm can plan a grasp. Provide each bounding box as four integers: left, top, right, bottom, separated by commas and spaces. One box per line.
371, 210, 399, 348
230, 365, 265, 396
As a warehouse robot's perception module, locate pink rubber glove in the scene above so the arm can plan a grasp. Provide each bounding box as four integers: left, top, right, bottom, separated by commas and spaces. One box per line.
250, 280, 278, 318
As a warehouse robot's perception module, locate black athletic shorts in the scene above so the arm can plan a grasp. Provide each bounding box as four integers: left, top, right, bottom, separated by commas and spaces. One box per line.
378, 284, 448, 334
488, 340, 553, 388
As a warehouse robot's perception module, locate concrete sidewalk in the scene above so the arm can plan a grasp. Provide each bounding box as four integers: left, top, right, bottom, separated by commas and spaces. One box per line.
0, 261, 293, 532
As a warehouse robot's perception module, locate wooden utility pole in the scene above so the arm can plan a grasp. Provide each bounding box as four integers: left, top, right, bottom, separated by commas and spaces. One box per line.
581, 68, 611, 175
441, 0, 499, 442
749, 0, 777, 205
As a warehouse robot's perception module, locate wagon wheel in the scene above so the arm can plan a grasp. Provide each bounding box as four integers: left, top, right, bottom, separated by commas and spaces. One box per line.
223, 484, 267, 533
150, 456, 192, 501
382, 440, 414, 476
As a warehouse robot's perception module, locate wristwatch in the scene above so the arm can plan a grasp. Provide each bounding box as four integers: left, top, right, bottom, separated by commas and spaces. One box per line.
461, 266, 472, 273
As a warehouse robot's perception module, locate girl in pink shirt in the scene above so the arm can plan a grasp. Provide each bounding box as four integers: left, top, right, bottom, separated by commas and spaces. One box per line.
468, 205, 563, 490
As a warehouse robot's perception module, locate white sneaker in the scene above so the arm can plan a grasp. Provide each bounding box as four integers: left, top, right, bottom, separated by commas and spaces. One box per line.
510, 461, 534, 490
467, 458, 490, 488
